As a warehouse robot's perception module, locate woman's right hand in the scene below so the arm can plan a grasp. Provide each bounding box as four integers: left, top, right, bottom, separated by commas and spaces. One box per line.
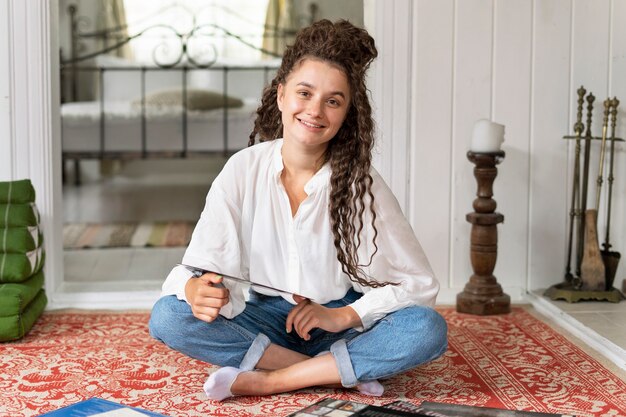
184, 273, 230, 323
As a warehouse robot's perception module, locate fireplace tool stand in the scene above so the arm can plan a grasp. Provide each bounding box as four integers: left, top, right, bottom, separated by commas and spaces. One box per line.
545, 87, 624, 303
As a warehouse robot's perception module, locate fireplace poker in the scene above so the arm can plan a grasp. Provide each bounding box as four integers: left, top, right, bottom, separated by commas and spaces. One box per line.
564, 86, 586, 282
594, 99, 611, 211
580, 98, 611, 291
601, 97, 620, 289
577, 92, 595, 278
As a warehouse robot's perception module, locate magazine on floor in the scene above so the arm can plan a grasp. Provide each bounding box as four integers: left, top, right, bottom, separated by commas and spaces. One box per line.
415, 401, 576, 417
39, 397, 169, 417
285, 398, 577, 417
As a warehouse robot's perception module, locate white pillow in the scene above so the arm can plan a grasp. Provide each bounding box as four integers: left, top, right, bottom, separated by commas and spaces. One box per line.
133, 89, 244, 111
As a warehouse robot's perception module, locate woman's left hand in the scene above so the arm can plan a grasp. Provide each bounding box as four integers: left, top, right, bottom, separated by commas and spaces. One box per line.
286, 295, 362, 341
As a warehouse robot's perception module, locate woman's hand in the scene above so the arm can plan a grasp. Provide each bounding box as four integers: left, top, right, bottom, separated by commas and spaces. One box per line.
285, 295, 362, 341
184, 273, 230, 323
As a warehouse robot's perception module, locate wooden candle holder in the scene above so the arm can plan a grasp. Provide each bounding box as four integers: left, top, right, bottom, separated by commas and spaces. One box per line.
457, 151, 511, 315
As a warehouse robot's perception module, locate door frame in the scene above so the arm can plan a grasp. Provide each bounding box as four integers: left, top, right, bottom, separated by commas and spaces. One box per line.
8, 0, 413, 309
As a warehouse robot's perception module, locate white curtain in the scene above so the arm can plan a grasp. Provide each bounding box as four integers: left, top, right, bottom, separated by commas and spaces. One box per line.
263, 0, 295, 58
97, 0, 133, 59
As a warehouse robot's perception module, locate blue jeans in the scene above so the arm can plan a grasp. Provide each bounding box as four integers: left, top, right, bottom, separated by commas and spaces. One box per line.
149, 289, 448, 387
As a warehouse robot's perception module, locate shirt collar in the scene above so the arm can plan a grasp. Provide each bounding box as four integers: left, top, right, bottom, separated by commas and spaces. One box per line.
272, 139, 330, 194
272, 139, 285, 183
304, 162, 330, 194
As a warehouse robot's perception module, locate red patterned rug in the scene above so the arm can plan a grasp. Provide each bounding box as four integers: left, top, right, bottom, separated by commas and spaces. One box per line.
1, 307, 625, 417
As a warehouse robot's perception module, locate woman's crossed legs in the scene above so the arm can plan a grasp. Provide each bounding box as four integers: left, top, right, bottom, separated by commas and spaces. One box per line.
149, 290, 447, 400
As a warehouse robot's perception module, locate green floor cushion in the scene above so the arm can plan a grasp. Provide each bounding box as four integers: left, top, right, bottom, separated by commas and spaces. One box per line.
0, 226, 42, 253
0, 289, 47, 342
0, 270, 44, 317
0, 179, 36, 204
0, 247, 45, 283
0, 202, 40, 227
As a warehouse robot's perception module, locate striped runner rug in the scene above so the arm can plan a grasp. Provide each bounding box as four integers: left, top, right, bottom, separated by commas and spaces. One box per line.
63, 221, 195, 249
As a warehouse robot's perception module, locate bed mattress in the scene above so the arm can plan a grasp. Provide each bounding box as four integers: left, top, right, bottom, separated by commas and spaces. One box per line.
61, 98, 259, 153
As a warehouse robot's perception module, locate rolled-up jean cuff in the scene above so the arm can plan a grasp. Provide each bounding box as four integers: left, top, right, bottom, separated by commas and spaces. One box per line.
330, 339, 358, 387
239, 333, 271, 371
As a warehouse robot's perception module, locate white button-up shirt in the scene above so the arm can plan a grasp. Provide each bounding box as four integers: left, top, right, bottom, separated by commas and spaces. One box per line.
161, 139, 438, 330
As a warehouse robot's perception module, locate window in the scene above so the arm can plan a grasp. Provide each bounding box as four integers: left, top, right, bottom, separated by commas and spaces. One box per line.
123, 0, 271, 65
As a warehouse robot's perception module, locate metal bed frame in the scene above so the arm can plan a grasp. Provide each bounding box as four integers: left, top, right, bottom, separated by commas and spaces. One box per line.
60, 4, 298, 185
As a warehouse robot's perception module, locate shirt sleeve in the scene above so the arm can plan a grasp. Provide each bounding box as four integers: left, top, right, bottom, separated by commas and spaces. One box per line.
159, 162, 248, 319
348, 170, 439, 331
161, 264, 194, 302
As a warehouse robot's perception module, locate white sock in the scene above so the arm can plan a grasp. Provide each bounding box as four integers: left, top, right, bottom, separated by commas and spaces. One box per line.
356, 379, 384, 396
203, 366, 244, 401
315, 351, 384, 396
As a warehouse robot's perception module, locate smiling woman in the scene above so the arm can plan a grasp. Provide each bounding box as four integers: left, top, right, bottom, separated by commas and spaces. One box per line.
149, 18, 446, 402
277, 59, 351, 153
276, 59, 352, 216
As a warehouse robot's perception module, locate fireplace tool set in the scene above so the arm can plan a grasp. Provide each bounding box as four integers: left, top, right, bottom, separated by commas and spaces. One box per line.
545, 86, 625, 302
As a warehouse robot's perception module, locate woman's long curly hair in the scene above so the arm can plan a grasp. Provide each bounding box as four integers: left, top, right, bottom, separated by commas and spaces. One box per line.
249, 19, 387, 288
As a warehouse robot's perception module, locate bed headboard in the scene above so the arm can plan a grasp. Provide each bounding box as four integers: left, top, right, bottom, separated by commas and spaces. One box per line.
59, 3, 317, 185
60, 3, 309, 103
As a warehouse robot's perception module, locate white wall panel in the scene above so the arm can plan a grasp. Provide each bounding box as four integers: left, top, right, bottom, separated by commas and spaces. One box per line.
571, 0, 611, 266
527, 0, 572, 290
491, 0, 533, 289
450, 0, 494, 289
369, 0, 413, 213
404, 0, 626, 297
9, 0, 31, 180
3, 0, 64, 298
611, 0, 626, 140
0, 0, 11, 180
388, 0, 413, 212
410, 0, 454, 287
606, 0, 626, 288
367, 0, 413, 215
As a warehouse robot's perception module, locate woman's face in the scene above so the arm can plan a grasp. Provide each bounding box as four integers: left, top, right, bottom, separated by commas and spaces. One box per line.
277, 58, 351, 152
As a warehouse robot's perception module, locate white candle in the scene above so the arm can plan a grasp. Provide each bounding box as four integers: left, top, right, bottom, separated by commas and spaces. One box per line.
470, 119, 505, 152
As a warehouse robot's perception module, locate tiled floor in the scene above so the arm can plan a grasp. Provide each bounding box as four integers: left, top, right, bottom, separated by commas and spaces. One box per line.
531, 289, 626, 351
62, 160, 626, 363
64, 247, 184, 291
62, 159, 221, 290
